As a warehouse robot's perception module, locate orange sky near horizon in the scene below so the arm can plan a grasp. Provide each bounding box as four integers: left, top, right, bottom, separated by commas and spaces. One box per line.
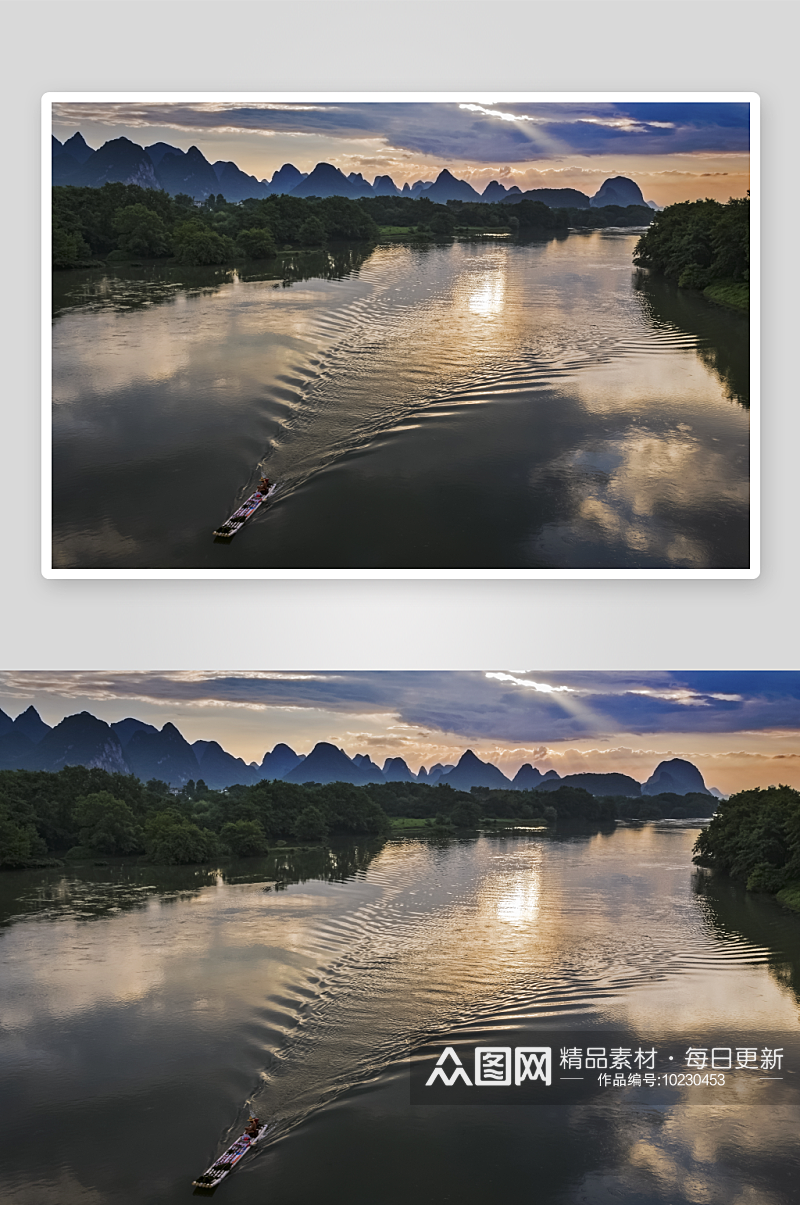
51, 112, 750, 208
0, 691, 793, 796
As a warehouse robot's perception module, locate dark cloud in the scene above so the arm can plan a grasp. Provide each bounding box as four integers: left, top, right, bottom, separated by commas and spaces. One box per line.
1, 671, 796, 744
51, 100, 751, 164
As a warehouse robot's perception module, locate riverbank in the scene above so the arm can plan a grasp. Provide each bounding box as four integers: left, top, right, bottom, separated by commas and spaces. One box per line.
702, 280, 750, 313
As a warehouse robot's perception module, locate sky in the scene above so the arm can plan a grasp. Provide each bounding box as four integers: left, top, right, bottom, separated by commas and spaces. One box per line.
1, 671, 797, 795
51, 98, 751, 207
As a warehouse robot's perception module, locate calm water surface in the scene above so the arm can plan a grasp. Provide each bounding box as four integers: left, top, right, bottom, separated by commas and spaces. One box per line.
52, 234, 750, 569
1, 826, 797, 1203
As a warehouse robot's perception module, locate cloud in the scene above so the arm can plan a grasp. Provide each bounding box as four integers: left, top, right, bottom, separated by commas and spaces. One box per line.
51, 100, 751, 164
2, 672, 800, 747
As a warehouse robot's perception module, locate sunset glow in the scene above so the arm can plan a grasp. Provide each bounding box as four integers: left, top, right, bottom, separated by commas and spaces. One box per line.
51, 98, 751, 207
0, 671, 793, 796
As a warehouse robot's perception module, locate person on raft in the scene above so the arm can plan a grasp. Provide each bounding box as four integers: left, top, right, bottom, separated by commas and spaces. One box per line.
245, 1118, 260, 1138
258, 477, 270, 494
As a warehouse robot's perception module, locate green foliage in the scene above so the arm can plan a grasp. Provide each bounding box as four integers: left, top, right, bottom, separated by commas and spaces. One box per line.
236, 226, 276, 259
298, 216, 327, 246
0, 816, 44, 867
52, 183, 380, 269
293, 806, 329, 841
511, 199, 570, 230
173, 219, 235, 266
52, 214, 91, 268
776, 884, 800, 913
220, 818, 268, 856
52, 181, 647, 275
702, 281, 750, 314
562, 203, 654, 229
74, 791, 143, 855
53, 183, 175, 259
450, 799, 482, 828
634, 196, 749, 295
429, 209, 457, 236
144, 810, 219, 865
112, 204, 170, 257
693, 785, 800, 896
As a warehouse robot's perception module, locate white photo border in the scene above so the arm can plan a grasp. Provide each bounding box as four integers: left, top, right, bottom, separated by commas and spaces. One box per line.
42, 91, 760, 581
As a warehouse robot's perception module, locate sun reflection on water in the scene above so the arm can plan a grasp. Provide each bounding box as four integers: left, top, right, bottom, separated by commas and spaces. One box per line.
468, 268, 506, 318
494, 866, 541, 928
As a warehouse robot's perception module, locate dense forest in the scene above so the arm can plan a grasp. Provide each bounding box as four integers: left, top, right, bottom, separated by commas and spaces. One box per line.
0, 767, 390, 867
693, 785, 800, 911
52, 182, 653, 269
1, 766, 714, 868
634, 194, 749, 311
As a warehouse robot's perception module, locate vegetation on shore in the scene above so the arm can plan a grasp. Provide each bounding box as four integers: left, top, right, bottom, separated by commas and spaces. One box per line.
0, 766, 717, 869
52, 182, 653, 270
693, 785, 800, 909
702, 281, 750, 314
371, 780, 714, 827
0, 767, 390, 867
634, 194, 749, 310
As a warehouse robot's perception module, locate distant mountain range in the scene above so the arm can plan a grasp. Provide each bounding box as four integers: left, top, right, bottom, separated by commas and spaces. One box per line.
52, 132, 659, 210
0, 705, 712, 797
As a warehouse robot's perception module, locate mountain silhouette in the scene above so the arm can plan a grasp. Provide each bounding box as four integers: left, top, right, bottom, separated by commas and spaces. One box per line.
0, 704, 710, 796
125, 721, 200, 786
192, 740, 259, 789
503, 186, 592, 209
156, 145, 219, 199
12, 705, 51, 744
71, 137, 160, 190
590, 176, 645, 208
212, 160, 270, 201
62, 131, 94, 165
642, 758, 710, 796
383, 757, 415, 782
289, 162, 363, 199
28, 712, 129, 774
512, 763, 548, 789
144, 141, 184, 167
283, 741, 375, 785
440, 749, 511, 790
267, 163, 307, 194
259, 743, 304, 779
421, 168, 481, 203
537, 771, 641, 798
52, 132, 648, 216
111, 717, 158, 746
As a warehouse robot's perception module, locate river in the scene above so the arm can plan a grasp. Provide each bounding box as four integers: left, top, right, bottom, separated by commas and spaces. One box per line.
51, 233, 750, 570
1, 825, 797, 1203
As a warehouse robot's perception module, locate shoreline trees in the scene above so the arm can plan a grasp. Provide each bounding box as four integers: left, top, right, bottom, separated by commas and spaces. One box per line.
52, 182, 653, 270
634, 195, 749, 312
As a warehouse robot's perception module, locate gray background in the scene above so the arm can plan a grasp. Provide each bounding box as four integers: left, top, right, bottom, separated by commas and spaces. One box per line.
2, 1, 794, 670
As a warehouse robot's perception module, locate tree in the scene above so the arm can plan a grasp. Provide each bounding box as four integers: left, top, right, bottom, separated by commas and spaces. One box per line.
52, 216, 91, 268
451, 800, 482, 827
237, 226, 276, 259
429, 209, 456, 236
144, 810, 218, 864
634, 196, 749, 290
0, 817, 43, 866
74, 790, 143, 855
220, 819, 268, 856
112, 203, 170, 257
172, 219, 235, 266
293, 806, 329, 842
297, 216, 326, 246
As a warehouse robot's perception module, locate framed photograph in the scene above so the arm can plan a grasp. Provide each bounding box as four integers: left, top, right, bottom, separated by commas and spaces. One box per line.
1, 669, 797, 1203
43, 93, 758, 578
